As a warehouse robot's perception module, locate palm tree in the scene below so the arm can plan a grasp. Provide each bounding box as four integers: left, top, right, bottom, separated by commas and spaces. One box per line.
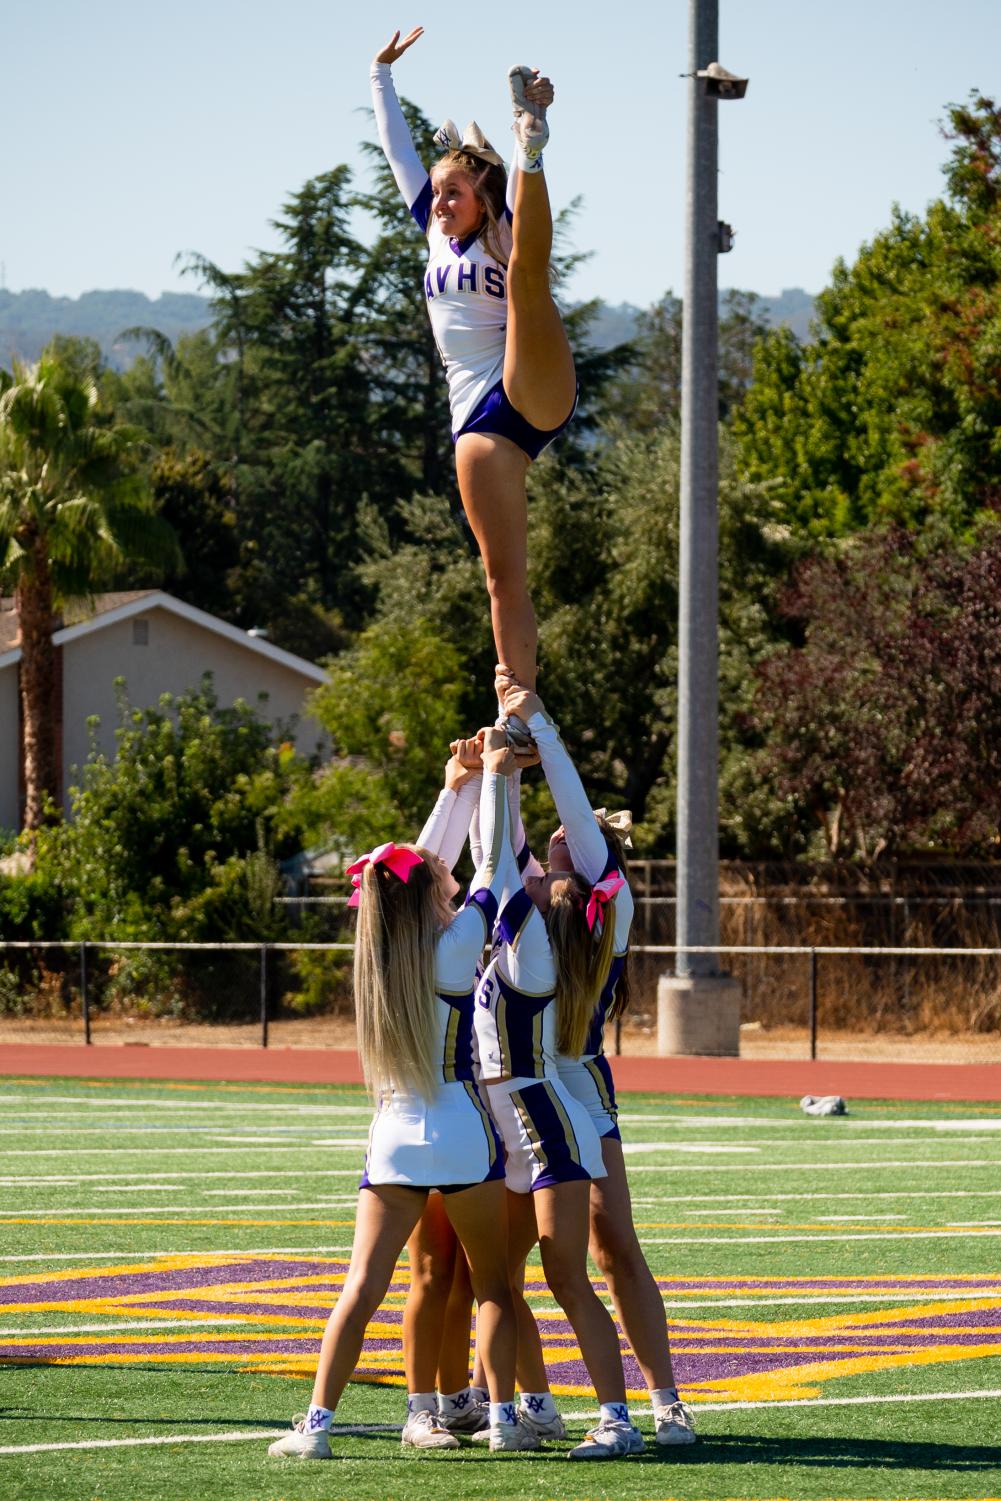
0, 350, 179, 830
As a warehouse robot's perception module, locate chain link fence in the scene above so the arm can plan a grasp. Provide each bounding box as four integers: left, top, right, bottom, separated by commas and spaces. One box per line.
1, 932, 1000, 1062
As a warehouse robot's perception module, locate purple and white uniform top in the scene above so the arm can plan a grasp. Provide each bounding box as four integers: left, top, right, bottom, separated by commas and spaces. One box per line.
370, 61, 517, 433
514, 711, 635, 1140
359, 773, 507, 1190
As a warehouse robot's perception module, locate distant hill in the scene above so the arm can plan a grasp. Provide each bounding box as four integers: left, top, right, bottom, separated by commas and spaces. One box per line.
586, 288, 816, 350
0, 289, 214, 371
0, 285, 816, 371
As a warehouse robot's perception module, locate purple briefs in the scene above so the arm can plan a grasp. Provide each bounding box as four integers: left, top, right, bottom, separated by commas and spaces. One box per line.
454, 380, 578, 461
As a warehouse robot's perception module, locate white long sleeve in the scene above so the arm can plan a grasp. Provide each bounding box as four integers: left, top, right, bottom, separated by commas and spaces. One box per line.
526, 710, 608, 884
417, 777, 480, 872
370, 62, 432, 228
507, 771, 545, 880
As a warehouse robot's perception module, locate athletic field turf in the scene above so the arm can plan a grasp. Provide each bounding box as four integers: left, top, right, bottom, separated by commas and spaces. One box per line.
1, 1076, 999, 1501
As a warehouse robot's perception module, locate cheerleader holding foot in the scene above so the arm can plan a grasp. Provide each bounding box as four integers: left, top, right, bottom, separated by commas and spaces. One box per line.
370, 28, 577, 720
496, 669, 697, 1447
268, 739, 534, 1459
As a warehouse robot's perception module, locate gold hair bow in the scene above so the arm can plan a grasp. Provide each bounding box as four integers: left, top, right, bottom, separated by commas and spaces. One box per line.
433, 117, 505, 169
594, 808, 634, 849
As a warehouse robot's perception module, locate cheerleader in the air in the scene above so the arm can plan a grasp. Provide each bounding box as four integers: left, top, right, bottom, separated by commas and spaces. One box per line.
268, 730, 537, 1459
370, 26, 577, 706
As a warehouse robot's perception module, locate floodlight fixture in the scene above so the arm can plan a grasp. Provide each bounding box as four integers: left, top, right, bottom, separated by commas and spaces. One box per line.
697, 61, 748, 100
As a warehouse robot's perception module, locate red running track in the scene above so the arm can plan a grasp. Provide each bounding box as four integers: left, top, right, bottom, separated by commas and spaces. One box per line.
2, 1042, 1000, 1101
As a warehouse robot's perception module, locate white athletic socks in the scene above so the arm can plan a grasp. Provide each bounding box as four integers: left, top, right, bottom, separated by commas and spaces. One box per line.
438, 1387, 474, 1419
600, 1400, 632, 1426
651, 1386, 680, 1409
407, 1391, 437, 1417
470, 1384, 488, 1405
519, 1390, 558, 1423
489, 1400, 519, 1427
515, 144, 545, 174
304, 1403, 334, 1432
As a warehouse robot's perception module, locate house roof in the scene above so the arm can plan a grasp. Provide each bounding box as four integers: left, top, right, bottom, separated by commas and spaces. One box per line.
0, 591, 328, 683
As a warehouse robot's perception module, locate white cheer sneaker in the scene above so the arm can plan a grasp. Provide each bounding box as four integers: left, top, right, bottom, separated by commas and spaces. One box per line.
508, 64, 549, 161
488, 1412, 542, 1452
568, 1418, 645, 1460
267, 1416, 332, 1459
401, 1409, 460, 1449
654, 1400, 697, 1445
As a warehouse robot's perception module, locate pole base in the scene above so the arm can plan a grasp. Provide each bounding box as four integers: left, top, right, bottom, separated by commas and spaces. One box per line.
657, 974, 743, 1056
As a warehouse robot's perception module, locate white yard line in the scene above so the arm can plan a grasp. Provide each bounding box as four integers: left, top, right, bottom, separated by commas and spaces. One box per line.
0, 1424, 400, 1456
2, 1200, 363, 1214
0, 1170, 363, 1183
639, 1228, 1001, 1243
618, 1114, 1001, 1131
568, 1388, 1001, 1417
0, 1096, 369, 1112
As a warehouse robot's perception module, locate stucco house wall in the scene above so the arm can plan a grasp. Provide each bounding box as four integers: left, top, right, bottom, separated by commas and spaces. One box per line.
0, 593, 328, 829
60, 605, 326, 802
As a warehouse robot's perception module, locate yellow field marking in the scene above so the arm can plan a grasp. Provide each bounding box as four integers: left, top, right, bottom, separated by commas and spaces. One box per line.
631, 1219, 1001, 1233
684, 1342, 1001, 1402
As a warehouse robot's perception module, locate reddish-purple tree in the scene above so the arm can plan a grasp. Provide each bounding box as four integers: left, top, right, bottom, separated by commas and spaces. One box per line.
752, 528, 1001, 859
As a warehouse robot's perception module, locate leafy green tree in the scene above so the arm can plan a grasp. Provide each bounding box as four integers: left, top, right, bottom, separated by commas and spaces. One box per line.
0, 349, 178, 829
45, 677, 308, 940
604, 289, 770, 432
295, 617, 468, 861
734, 93, 1001, 538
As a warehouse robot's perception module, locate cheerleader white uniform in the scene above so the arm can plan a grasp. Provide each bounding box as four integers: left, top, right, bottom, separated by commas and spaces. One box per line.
369, 62, 576, 459
469, 771, 606, 1194
514, 712, 635, 1143
359, 774, 504, 1192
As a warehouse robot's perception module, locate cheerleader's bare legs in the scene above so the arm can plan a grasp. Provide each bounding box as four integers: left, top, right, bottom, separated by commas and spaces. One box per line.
455, 77, 576, 691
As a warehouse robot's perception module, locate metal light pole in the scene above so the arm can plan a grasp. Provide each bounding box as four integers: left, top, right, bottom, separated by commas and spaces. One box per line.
657, 0, 746, 1056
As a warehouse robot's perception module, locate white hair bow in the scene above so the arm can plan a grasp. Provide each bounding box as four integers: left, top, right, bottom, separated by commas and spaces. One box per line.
594, 808, 634, 848
433, 118, 505, 169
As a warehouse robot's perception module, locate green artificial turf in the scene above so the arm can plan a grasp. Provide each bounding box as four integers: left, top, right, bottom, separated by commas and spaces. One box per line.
1, 1076, 1000, 1500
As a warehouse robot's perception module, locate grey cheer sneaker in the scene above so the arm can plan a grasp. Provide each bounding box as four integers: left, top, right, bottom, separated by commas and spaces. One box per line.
401, 1409, 460, 1449
654, 1400, 697, 1445
440, 1397, 489, 1434
489, 1411, 542, 1452
569, 1418, 644, 1460
267, 1415, 332, 1459
519, 1406, 567, 1440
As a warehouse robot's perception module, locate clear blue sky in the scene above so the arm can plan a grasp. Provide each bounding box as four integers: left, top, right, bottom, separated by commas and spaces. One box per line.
7, 0, 999, 308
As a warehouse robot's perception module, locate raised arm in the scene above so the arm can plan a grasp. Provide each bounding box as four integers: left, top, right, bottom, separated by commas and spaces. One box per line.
465, 730, 522, 934
417, 739, 482, 870
370, 28, 432, 229
498, 678, 608, 883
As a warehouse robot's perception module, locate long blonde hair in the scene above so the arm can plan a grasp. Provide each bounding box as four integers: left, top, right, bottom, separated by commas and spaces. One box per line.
546, 871, 618, 1059
594, 815, 632, 1023
352, 846, 449, 1099
431, 150, 510, 267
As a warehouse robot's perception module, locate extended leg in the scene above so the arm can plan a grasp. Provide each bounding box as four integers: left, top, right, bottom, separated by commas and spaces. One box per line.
442, 1181, 517, 1404
455, 432, 536, 687
403, 1193, 458, 1396
504, 169, 576, 431
589, 1137, 675, 1391
533, 1180, 627, 1405
311, 1185, 427, 1410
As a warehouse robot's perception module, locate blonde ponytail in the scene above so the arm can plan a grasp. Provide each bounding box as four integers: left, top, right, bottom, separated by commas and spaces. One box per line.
546, 872, 618, 1059
352, 848, 443, 1100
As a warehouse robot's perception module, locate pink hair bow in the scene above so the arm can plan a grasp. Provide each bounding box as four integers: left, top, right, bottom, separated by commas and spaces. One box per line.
585, 874, 626, 933
346, 842, 423, 908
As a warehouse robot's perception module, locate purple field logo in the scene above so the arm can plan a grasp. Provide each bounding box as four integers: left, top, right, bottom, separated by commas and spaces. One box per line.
2, 1258, 999, 1403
